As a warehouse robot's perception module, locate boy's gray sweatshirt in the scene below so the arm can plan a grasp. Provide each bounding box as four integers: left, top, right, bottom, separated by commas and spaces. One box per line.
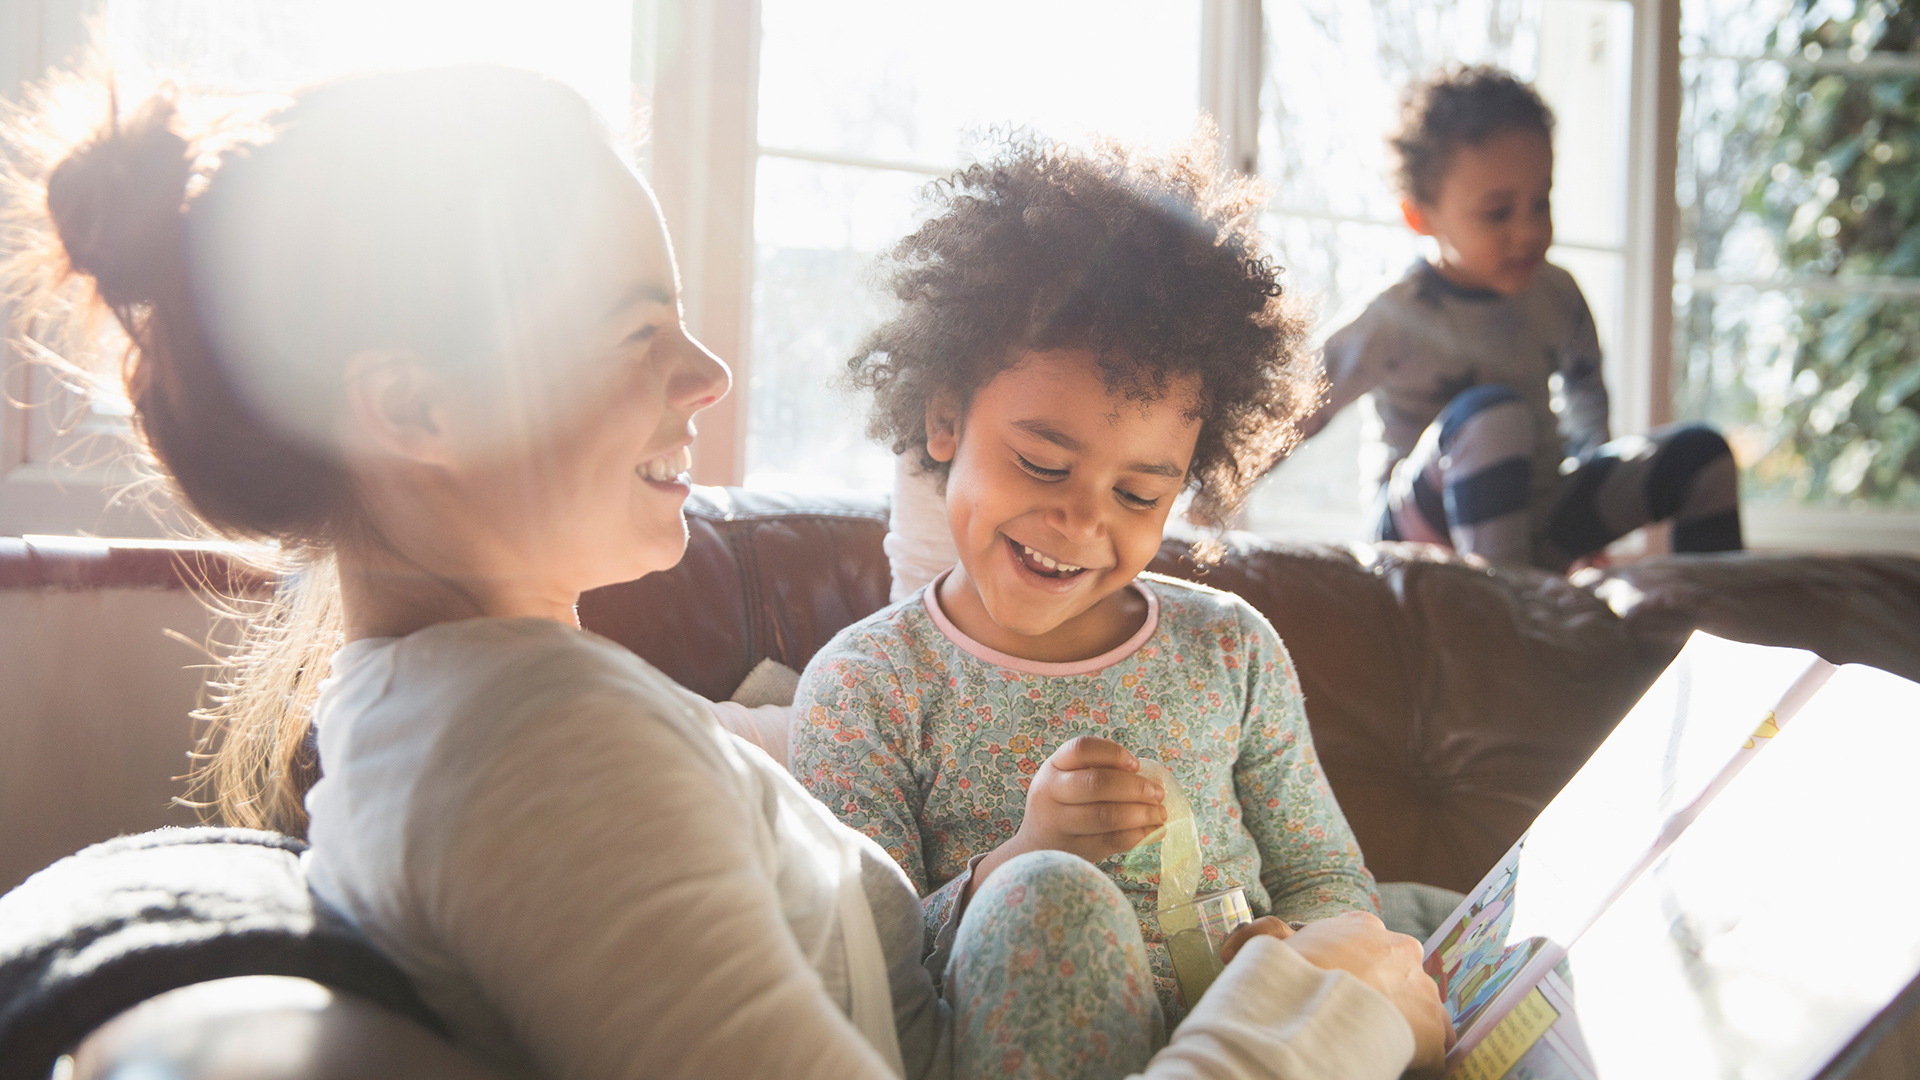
1319, 258, 1610, 516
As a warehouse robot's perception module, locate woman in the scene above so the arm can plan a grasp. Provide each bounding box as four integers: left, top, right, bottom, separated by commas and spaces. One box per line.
13, 64, 1447, 1078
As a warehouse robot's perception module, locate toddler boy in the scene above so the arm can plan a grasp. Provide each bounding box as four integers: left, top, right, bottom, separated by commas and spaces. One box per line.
1300, 65, 1742, 568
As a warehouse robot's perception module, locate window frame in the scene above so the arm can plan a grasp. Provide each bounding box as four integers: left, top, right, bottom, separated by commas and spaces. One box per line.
1670, 34, 1920, 546
5, 0, 1917, 550
0, 0, 170, 537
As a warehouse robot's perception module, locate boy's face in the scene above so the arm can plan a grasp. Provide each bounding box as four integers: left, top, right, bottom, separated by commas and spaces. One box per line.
1405, 127, 1554, 296
927, 348, 1200, 659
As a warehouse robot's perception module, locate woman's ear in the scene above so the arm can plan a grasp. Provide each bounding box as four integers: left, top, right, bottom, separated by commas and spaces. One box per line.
925, 391, 961, 463
342, 350, 453, 464
1401, 198, 1435, 237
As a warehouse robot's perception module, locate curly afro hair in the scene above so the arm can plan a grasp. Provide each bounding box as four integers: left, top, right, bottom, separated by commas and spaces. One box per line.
1390, 65, 1555, 206
847, 128, 1316, 546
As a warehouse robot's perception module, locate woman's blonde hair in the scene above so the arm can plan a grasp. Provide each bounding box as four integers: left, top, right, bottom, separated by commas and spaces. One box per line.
3, 64, 616, 835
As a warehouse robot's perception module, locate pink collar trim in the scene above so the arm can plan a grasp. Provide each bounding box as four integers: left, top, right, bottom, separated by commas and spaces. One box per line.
921, 571, 1159, 676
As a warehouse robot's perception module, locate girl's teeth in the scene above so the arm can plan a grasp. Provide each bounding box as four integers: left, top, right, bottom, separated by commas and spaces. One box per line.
1020, 543, 1082, 573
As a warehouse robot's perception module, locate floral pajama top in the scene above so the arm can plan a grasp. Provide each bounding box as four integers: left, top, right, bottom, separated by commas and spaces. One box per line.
792, 572, 1380, 1017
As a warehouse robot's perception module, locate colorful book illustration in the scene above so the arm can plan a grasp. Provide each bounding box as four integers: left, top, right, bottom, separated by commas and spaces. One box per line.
1423, 632, 1920, 1078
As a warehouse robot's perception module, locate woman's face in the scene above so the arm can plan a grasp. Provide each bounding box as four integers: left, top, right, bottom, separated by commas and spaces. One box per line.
384, 161, 730, 602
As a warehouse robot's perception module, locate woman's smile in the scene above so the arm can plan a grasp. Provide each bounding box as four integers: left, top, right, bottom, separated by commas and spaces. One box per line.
636, 443, 693, 488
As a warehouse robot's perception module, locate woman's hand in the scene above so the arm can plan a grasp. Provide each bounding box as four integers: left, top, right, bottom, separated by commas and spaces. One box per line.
967, 736, 1167, 897
1222, 911, 1454, 1073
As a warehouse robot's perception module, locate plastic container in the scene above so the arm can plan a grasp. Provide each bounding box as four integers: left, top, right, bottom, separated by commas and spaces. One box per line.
1161, 885, 1254, 1007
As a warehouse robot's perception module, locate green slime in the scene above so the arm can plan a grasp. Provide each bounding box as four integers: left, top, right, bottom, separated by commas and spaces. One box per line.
1131, 759, 1220, 1005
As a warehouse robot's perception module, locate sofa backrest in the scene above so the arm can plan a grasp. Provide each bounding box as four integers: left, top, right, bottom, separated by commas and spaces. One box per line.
579, 488, 1675, 892
12, 489, 1915, 895
579, 488, 894, 702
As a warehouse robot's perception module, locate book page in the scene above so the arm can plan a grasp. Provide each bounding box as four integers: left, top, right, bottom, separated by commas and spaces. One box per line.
1427, 633, 1829, 1052
1542, 665, 1920, 1080
1451, 965, 1595, 1080
1508, 633, 1830, 946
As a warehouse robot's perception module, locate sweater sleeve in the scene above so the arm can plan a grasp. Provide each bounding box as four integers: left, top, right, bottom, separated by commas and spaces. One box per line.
1135, 937, 1415, 1080
1314, 306, 1393, 428
1555, 275, 1610, 457
792, 630, 937, 895
1231, 606, 1380, 922
420, 684, 897, 1080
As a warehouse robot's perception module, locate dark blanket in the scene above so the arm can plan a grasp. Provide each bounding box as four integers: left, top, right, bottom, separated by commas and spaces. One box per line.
0, 827, 440, 1079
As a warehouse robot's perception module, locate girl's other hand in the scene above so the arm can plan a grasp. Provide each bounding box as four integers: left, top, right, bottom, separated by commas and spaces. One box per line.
1222, 911, 1454, 1072
968, 736, 1167, 896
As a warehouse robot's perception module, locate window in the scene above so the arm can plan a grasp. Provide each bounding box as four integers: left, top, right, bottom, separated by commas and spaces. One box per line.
1675, 0, 1920, 546
6, 0, 1915, 551
0, 0, 639, 537
1248, 0, 1638, 539
745, 0, 1207, 494
0, 0, 154, 537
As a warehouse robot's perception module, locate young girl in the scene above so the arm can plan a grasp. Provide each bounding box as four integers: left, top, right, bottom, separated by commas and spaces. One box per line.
792, 134, 1383, 1022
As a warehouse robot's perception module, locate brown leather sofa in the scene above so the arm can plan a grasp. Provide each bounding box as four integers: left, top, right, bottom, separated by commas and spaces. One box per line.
9, 486, 1920, 1075
585, 488, 1920, 892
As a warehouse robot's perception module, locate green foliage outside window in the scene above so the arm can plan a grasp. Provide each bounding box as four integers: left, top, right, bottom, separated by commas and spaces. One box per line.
1740, 0, 1920, 506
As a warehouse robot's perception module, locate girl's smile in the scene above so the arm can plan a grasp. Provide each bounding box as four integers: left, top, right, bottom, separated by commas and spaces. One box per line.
1006, 535, 1094, 578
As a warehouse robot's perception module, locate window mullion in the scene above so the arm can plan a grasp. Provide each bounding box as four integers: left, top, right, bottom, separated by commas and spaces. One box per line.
645, 0, 760, 487
1621, 0, 1681, 435
1200, 0, 1262, 175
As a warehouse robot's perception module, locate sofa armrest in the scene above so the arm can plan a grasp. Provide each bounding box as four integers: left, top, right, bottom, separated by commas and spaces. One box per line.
1584, 551, 1920, 683
70, 977, 498, 1080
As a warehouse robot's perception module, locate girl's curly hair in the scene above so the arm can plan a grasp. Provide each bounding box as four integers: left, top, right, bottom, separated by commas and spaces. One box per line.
847, 128, 1317, 547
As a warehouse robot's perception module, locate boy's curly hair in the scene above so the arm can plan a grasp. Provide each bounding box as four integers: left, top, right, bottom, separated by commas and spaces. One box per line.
847, 128, 1316, 545
1390, 65, 1555, 205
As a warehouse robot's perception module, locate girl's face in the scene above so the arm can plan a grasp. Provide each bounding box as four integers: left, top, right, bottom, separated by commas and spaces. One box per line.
355, 164, 730, 610
928, 349, 1200, 658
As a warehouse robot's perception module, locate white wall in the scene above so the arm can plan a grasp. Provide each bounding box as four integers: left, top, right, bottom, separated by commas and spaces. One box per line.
0, 588, 214, 892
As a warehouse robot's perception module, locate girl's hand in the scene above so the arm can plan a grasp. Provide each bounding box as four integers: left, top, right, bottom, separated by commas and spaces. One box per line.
1222, 911, 1454, 1073
967, 736, 1166, 896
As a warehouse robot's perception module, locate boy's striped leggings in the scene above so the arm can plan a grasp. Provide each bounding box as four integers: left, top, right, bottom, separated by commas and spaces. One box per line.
1376, 384, 1744, 569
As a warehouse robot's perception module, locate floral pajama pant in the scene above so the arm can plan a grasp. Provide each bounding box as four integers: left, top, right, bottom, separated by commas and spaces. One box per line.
946, 850, 1166, 1080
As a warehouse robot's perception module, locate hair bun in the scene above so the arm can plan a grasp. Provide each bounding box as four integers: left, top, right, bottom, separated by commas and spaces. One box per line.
45, 94, 193, 308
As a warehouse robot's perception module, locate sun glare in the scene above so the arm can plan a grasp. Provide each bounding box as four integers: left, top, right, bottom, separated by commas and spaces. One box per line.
104, 0, 636, 133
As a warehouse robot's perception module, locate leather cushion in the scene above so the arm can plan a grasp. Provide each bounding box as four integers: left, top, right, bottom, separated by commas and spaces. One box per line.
580, 488, 891, 701
1150, 539, 1669, 892
1587, 551, 1920, 683
583, 488, 1920, 893
0, 828, 440, 1079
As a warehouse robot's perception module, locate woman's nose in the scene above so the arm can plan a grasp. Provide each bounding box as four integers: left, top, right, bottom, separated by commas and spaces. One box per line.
667, 329, 731, 412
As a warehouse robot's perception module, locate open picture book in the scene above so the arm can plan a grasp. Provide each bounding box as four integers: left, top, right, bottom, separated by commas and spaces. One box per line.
1425, 631, 1920, 1080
